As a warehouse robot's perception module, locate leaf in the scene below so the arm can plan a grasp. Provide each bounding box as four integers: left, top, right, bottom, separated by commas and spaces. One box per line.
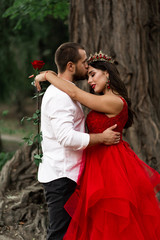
32, 113, 38, 119
26, 117, 32, 121
33, 135, 38, 142
3, 0, 69, 29
23, 137, 30, 141
2, 110, 9, 116
28, 139, 33, 145
38, 134, 43, 143
23, 134, 34, 145
21, 116, 27, 124
21, 117, 25, 123
36, 109, 40, 114
34, 153, 42, 166
34, 154, 42, 160
38, 92, 45, 97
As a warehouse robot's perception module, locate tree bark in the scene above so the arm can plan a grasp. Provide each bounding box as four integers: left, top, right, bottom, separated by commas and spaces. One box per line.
0, 145, 47, 239
69, 0, 160, 170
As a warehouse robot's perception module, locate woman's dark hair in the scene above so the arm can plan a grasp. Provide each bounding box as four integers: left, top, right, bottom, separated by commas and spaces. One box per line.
89, 61, 134, 128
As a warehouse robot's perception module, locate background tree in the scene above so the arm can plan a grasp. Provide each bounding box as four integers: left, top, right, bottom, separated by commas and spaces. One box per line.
70, 0, 160, 171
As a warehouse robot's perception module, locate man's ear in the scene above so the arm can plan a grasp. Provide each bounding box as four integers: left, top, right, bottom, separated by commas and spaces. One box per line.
66, 61, 75, 72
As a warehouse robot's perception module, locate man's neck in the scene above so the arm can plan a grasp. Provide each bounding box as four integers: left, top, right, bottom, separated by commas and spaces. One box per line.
58, 72, 73, 82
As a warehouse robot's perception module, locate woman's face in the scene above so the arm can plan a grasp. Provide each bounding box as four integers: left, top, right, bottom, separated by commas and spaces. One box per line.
88, 66, 108, 93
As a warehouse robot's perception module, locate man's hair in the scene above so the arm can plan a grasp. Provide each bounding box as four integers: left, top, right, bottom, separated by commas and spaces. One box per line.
55, 42, 85, 73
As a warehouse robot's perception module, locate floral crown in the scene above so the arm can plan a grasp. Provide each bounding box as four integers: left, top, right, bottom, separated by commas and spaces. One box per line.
87, 51, 114, 64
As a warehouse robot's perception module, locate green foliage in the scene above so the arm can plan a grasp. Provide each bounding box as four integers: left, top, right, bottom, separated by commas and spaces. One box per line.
0, 152, 14, 171
0, 0, 69, 102
53, 1, 69, 20
2, 110, 9, 116
22, 119, 43, 166
3, 0, 69, 29
21, 109, 41, 126
22, 90, 43, 165
34, 153, 43, 166
23, 131, 42, 146
22, 79, 45, 166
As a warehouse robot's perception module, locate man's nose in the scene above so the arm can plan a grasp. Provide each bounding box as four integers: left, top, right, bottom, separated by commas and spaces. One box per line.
85, 62, 89, 69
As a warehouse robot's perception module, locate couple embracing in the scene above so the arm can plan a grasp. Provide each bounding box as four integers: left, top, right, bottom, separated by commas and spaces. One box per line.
34, 42, 160, 240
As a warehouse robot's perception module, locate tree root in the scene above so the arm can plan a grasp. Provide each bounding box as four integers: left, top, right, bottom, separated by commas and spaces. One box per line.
0, 144, 48, 239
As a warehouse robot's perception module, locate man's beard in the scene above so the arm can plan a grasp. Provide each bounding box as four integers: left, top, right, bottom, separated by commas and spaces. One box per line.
73, 67, 88, 81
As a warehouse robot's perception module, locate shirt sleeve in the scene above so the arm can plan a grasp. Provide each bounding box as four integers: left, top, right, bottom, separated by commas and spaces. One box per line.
47, 91, 90, 151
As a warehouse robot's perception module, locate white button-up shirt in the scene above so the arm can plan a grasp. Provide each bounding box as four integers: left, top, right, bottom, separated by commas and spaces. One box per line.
38, 84, 90, 183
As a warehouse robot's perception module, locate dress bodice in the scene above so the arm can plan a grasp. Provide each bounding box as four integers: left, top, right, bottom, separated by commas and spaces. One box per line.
86, 97, 128, 134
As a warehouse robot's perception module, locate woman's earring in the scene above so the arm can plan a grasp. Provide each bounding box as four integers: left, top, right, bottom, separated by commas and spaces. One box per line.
106, 76, 110, 89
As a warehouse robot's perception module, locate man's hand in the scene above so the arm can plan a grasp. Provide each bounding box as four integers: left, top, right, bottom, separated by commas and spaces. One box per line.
88, 124, 120, 147
102, 124, 120, 145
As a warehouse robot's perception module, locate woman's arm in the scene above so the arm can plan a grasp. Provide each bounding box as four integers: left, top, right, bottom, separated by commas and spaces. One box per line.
35, 71, 123, 115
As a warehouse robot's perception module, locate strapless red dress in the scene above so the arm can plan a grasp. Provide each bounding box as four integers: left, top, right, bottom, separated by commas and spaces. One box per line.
63, 97, 160, 240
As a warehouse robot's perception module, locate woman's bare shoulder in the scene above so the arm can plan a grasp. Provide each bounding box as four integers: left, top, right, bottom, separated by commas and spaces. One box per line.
102, 94, 124, 115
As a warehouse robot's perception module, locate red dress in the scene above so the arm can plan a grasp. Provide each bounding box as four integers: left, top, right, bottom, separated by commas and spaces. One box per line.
64, 97, 160, 240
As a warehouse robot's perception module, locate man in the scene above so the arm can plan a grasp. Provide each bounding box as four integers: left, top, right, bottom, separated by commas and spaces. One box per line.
35, 42, 120, 240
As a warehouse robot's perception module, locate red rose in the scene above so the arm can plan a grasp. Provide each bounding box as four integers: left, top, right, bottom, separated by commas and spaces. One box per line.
31, 60, 45, 70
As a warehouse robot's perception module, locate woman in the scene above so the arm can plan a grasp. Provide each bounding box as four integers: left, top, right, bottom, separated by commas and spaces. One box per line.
35, 51, 160, 239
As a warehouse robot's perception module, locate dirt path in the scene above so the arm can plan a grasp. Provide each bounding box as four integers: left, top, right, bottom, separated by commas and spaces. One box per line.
1, 134, 23, 143
0, 134, 24, 152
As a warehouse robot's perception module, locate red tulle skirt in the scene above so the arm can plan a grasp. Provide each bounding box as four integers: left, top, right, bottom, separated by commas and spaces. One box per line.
63, 141, 160, 240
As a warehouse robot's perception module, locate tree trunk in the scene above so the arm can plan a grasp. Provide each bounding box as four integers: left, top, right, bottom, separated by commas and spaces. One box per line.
69, 0, 160, 171
0, 145, 47, 239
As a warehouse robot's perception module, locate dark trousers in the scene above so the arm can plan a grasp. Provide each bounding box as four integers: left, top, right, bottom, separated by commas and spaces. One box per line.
43, 177, 77, 240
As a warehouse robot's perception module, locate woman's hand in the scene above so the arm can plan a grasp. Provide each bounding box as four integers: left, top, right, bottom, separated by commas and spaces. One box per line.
34, 71, 46, 91
29, 70, 57, 91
